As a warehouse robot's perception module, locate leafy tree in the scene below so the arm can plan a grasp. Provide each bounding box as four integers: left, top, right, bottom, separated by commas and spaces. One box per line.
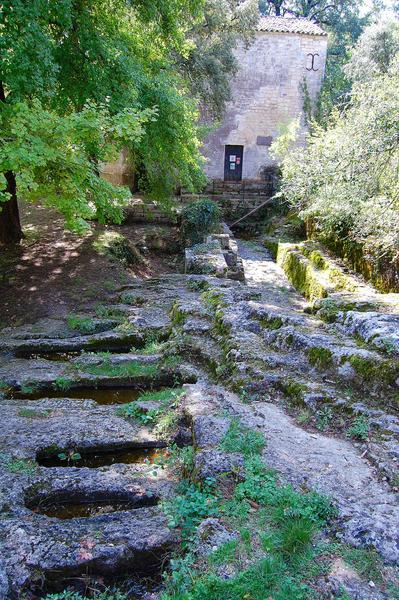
273, 20, 399, 262
0, 0, 205, 244
345, 19, 399, 81
258, 0, 383, 26
180, 0, 259, 119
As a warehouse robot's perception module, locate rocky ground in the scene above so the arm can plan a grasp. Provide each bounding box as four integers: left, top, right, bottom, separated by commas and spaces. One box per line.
0, 233, 398, 599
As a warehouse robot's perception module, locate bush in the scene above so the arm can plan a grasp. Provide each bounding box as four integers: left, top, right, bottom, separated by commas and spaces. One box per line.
181, 199, 221, 246
273, 23, 399, 265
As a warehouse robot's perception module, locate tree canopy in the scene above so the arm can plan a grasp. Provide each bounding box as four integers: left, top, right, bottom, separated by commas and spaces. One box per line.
0, 0, 210, 242
273, 19, 399, 263
180, 0, 259, 119
258, 0, 383, 26
0, 0, 261, 244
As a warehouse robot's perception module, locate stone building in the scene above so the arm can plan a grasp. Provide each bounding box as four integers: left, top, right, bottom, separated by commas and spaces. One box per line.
203, 16, 328, 184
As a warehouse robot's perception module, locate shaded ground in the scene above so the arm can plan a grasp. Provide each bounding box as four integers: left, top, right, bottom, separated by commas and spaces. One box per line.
0, 202, 183, 328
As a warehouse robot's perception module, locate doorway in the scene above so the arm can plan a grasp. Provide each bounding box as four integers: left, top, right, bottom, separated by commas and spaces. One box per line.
224, 145, 243, 181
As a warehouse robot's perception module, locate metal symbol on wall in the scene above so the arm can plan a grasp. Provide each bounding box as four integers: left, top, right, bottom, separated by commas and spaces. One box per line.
306, 53, 319, 72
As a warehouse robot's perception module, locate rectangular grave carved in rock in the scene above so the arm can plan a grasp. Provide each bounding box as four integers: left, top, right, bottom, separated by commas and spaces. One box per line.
224, 145, 243, 181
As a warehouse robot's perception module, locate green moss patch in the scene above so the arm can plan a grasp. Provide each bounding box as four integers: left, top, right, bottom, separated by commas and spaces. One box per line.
78, 360, 158, 379
258, 316, 283, 330
348, 355, 399, 385
277, 244, 328, 302
282, 379, 307, 405
307, 347, 333, 369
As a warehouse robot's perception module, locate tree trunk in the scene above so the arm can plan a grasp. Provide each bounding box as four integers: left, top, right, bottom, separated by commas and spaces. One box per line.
0, 171, 23, 245
0, 80, 23, 245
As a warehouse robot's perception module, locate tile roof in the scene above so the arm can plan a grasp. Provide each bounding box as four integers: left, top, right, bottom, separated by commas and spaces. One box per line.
258, 16, 327, 36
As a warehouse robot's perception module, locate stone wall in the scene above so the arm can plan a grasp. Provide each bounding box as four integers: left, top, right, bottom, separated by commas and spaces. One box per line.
203, 30, 328, 181
100, 148, 135, 190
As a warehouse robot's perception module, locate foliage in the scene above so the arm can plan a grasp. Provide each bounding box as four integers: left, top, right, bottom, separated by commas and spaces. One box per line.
140, 339, 166, 355
0, 100, 152, 233
119, 387, 185, 425
79, 360, 158, 378
0, 0, 209, 240
94, 305, 125, 320
276, 27, 399, 261
187, 278, 211, 292
258, 0, 380, 27
58, 449, 82, 463
20, 381, 40, 395
161, 428, 337, 600
234, 456, 336, 526
181, 199, 221, 246
43, 591, 126, 600
315, 406, 333, 431
179, 0, 259, 118
220, 418, 265, 457
120, 292, 146, 306
163, 555, 309, 600
163, 480, 220, 544
53, 376, 73, 392
67, 314, 97, 334
345, 20, 399, 82
347, 415, 370, 440
0, 453, 36, 476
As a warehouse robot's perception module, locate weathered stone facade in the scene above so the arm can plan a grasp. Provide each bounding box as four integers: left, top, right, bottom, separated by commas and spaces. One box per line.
203, 16, 328, 182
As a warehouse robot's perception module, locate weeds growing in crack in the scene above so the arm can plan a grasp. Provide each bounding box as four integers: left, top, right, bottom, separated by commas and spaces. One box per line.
118, 387, 185, 433
53, 376, 74, 391
346, 415, 370, 441
67, 313, 97, 334
0, 453, 37, 476
20, 381, 40, 395
78, 361, 158, 378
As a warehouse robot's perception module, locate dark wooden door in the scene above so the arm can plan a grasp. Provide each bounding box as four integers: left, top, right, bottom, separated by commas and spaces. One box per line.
224, 145, 243, 181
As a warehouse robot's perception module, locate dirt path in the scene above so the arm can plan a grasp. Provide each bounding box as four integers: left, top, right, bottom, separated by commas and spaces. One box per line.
0, 202, 182, 328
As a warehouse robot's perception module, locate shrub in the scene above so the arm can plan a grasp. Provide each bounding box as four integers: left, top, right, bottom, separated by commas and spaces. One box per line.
347, 415, 370, 440
181, 199, 221, 246
273, 29, 399, 266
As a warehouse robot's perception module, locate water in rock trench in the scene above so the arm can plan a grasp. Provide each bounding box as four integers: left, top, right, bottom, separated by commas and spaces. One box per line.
12, 387, 144, 404
31, 497, 158, 519
37, 446, 166, 468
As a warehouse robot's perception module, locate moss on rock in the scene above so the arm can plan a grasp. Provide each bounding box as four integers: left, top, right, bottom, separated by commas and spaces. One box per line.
276, 244, 328, 302
307, 347, 333, 369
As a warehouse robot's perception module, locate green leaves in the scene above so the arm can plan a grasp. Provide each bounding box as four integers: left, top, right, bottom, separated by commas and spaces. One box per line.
0, 99, 150, 232
277, 29, 399, 262
0, 0, 209, 234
